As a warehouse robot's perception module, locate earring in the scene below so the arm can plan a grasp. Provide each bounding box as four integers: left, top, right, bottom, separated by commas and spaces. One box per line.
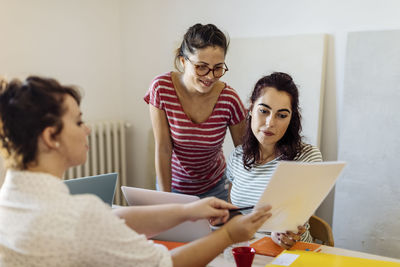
246, 111, 252, 120
55, 142, 60, 148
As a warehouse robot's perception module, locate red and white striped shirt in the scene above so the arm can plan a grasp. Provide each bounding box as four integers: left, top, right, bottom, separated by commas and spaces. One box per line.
144, 72, 246, 195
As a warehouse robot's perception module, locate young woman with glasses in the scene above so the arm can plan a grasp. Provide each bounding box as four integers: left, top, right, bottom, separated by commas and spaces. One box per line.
144, 24, 246, 201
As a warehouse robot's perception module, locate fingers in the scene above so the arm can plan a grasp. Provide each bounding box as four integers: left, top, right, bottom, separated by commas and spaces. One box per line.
208, 208, 229, 220
224, 206, 272, 244
208, 197, 237, 210
187, 198, 230, 221
284, 227, 305, 244
202, 197, 235, 221
297, 225, 306, 235
252, 213, 272, 230
221, 211, 231, 223
249, 206, 272, 223
209, 217, 222, 226
286, 233, 301, 242
286, 225, 305, 236
209, 214, 229, 225
279, 234, 295, 249
255, 204, 272, 212
298, 225, 306, 230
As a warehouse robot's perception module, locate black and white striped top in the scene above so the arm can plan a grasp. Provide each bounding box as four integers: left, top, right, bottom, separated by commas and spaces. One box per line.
226, 144, 322, 242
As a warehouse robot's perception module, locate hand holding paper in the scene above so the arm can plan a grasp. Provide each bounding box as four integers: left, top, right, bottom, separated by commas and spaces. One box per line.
255, 161, 346, 232
271, 225, 306, 249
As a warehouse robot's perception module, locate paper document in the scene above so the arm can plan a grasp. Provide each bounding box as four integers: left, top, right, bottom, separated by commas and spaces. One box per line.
255, 161, 346, 232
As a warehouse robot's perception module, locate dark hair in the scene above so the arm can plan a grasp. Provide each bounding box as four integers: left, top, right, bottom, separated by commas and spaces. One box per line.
242, 72, 302, 170
0, 76, 81, 170
174, 23, 229, 70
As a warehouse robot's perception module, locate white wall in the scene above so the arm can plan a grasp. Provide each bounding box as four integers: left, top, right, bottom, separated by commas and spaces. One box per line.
0, 0, 124, 185
119, 0, 400, 227
0, 0, 124, 120
334, 30, 400, 258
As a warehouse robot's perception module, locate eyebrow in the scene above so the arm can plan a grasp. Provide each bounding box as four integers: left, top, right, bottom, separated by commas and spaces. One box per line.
258, 103, 291, 113
196, 61, 225, 66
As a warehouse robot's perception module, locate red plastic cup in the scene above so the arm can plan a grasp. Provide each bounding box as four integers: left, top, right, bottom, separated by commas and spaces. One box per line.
232, 246, 256, 267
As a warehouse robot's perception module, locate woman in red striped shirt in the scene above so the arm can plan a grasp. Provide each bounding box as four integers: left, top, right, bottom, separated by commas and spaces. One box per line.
144, 24, 246, 201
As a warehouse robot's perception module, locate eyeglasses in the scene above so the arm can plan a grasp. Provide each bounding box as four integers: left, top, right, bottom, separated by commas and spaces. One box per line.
185, 57, 229, 78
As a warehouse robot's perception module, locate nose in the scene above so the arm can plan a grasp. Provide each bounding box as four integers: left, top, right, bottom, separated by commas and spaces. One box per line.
205, 69, 215, 79
266, 115, 275, 127
85, 124, 91, 135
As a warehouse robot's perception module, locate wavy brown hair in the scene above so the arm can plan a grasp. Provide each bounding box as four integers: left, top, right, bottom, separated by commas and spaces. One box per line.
242, 72, 302, 170
0, 76, 81, 170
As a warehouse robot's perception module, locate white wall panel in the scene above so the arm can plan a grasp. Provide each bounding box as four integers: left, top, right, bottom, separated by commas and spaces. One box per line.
333, 30, 400, 258
223, 34, 327, 160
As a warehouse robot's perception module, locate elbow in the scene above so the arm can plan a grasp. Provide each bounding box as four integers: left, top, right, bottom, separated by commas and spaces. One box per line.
155, 142, 172, 155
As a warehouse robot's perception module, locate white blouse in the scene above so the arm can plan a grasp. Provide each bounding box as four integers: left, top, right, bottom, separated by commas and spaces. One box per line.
0, 170, 172, 267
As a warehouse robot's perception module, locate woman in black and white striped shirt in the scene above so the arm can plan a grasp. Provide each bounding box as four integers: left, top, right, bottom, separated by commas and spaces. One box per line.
226, 72, 322, 249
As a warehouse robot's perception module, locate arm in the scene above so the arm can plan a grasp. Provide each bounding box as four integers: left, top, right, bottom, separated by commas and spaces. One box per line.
228, 119, 245, 147
149, 104, 172, 192
113, 197, 237, 238
171, 205, 272, 267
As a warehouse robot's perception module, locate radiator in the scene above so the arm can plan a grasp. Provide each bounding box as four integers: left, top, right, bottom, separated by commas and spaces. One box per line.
63, 120, 128, 205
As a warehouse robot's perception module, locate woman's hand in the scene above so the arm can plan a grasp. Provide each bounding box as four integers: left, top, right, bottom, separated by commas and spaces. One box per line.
222, 204, 272, 243
183, 197, 237, 224
271, 225, 306, 249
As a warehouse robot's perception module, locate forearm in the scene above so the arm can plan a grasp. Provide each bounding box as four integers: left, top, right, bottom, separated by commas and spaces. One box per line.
113, 204, 188, 237
172, 205, 273, 267
229, 120, 245, 147
155, 146, 172, 192
149, 104, 173, 192
171, 227, 233, 267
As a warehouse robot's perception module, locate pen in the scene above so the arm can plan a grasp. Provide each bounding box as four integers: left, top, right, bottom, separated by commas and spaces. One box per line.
229, 206, 254, 213
213, 206, 256, 227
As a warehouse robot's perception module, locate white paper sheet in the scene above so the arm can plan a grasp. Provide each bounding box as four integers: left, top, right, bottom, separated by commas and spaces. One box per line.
271, 253, 300, 266
255, 161, 346, 232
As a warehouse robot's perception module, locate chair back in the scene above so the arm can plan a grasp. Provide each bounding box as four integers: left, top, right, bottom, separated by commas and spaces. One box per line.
309, 215, 334, 246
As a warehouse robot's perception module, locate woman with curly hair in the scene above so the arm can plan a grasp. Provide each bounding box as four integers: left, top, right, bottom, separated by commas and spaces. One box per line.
226, 72, 322, 249
0, 76, 271, 266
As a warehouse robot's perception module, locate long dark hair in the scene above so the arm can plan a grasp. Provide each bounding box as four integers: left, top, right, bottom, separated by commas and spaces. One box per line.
174, 23, 229, 70
242, 72, 302, 170
0, 76, 81, 169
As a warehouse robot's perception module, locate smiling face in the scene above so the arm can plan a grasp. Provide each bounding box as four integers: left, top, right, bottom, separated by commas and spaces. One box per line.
181, 46, 226, 94
57, 94, 91, 168
250, 87, 292, 150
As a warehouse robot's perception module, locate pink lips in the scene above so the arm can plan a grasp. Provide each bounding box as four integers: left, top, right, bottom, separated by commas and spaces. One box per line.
263, 131, 274, 136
